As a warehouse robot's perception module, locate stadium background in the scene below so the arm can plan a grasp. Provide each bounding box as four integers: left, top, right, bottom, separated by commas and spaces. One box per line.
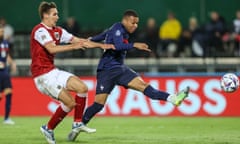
0, 0, 239, 32
0, 0, 240, 117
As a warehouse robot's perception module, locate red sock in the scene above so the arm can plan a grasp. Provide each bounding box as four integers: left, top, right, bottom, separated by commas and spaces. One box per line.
74, 96, 86, 122
47, 106, 68, 130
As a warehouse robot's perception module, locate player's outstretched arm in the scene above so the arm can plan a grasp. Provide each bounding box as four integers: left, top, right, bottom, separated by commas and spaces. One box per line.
83, 40, 115, 50
133, 42, 151, 52
72, 37, 115, 50
44, 41, 85, 54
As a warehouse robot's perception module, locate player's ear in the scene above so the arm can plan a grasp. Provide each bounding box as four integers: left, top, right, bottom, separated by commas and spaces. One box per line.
122, 18, 127, 25
43, 12, 49, 19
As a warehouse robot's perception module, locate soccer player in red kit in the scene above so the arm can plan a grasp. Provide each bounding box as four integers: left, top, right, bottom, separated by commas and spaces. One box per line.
30, 1, 114, 144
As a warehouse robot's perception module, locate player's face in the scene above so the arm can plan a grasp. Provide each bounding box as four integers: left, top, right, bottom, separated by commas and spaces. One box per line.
125, 16, 139, 33
44, 8, 59, 27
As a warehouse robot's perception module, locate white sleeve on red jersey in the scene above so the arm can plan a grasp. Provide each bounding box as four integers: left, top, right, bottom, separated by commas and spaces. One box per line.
60, 28, 73, 43
34, 27, 53, 46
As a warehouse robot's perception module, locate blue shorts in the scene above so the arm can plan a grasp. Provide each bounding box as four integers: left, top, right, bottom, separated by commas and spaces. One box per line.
0, 71, 12, 92
96, 65, 139, 94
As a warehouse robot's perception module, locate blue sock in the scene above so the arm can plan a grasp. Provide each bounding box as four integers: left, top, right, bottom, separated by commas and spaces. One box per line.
143, 85, 169, 101
5, 93, 12, 120
82, 102, 104, 125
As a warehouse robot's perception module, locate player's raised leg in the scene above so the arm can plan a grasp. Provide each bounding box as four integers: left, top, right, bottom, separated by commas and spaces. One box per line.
128, 76, 189, 106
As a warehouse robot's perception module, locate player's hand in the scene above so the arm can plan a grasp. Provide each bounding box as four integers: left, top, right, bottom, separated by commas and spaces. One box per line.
72, 42, 85, 50
133, 42, 151, 52
100, 44, 115, 50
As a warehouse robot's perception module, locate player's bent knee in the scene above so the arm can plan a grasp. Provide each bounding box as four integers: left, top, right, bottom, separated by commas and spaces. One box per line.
67, 76, 89, 93
140, 82, 149, 87
76, 81, 88, 93
81, 85, 88, 94
129, 81, 149, 92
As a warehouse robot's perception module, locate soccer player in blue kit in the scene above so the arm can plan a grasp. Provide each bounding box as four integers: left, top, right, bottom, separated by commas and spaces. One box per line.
0, 25, 17, 125
68, 9, 190, 141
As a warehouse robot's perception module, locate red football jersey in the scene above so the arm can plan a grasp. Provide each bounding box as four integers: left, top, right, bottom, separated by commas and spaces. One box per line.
30, 23, 73, 77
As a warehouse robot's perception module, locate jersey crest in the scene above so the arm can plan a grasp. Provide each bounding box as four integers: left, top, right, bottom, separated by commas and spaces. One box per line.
54, 32, 60, 40
115, 30, 121, 36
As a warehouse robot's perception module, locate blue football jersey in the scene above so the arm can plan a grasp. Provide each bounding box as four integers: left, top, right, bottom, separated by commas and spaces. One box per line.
91, 22, 134, 71
0, 40, 9, 72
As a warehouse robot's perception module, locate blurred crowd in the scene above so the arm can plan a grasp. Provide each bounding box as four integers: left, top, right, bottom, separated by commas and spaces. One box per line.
2, 10, 240, 59
131, 10, 240, 58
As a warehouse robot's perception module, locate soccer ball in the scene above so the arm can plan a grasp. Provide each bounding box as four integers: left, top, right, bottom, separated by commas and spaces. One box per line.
220, 73, 239, 93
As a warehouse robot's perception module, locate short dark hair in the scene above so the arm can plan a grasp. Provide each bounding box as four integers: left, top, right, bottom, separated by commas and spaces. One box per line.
38, 1, 57, 19
123, 9, 138, 18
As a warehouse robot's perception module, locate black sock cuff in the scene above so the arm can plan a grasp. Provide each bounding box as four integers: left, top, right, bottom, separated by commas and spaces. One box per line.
143, 85, 151, 95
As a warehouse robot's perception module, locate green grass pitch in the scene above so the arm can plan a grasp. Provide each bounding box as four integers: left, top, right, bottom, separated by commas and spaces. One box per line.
0, 117, 239, 144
